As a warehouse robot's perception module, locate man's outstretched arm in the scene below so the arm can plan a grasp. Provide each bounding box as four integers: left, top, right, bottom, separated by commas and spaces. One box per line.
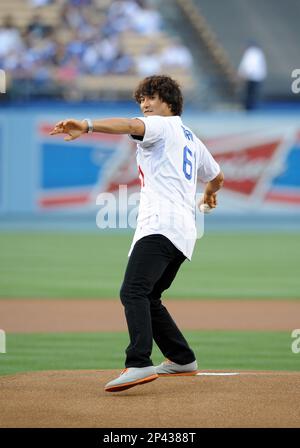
49, 118, 145, 141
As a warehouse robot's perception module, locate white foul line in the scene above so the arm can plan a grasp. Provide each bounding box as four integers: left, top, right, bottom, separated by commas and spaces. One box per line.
196, 372, 240, 376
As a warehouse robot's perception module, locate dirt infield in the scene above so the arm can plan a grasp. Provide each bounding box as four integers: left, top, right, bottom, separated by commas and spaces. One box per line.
1, 299, 300, 428
1, 299, 300, 332
1, 369, 300, 428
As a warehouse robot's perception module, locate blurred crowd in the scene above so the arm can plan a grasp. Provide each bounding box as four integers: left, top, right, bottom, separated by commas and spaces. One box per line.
0, 0, 193, 100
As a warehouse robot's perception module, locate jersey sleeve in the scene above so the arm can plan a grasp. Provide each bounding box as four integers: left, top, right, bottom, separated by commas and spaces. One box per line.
129, 115, 166, 148
197, 140, 221, 183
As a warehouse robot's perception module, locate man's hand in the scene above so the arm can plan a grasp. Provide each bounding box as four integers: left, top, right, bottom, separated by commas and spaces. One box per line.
202, 192, 217, 209
198, 171, 224, 211
49, 119, 88, 141
198, 192, 217, 211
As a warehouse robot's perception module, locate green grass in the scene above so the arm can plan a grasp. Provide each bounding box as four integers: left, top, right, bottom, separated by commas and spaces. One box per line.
0, 330, 299, 376
0, 232, 299, 299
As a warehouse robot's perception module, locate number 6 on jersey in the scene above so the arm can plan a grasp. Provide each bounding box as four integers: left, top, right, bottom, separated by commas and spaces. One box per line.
183, 145, 194, 181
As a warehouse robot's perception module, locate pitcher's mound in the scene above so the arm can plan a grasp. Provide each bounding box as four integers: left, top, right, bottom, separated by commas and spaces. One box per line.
1, 370, 300, 427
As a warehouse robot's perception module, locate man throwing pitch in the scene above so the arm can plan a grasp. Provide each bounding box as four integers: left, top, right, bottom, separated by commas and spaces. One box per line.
50, 75, 224, 392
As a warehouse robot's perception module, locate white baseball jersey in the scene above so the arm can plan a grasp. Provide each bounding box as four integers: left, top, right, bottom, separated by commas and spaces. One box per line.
129, 115, 220, 260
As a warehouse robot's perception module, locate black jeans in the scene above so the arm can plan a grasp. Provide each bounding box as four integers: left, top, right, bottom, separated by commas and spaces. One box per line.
120, 234, 196, 368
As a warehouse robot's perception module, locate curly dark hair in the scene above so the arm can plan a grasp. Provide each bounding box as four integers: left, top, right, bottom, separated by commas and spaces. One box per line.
133, 75, 183, 116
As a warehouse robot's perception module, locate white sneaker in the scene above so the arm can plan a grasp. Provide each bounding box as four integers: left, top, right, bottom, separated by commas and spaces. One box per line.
104, 366, 158, 392
155, 359, 198, 376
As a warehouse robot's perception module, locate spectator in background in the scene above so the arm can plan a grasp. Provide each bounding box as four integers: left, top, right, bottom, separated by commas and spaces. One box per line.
238, 41, 267, 111
55, 54, 81, 84
65, 29, 87, 60
29, 0, 53, 6
112, 48, 134, 74
106, 0, 140, 34
136, 44, 161, 76
68, 0, 93, 5
0, 16, 24, 59
160, 38, 193, 72
82, 34, 120, 74
27, 14, 53, 38
61, 2, 88, 30
52, 40, 68, 67
131, 3, 162, 35
107, 0, 141, 26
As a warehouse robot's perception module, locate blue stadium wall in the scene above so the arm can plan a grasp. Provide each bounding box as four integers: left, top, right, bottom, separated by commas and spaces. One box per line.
1, 104, 300, 226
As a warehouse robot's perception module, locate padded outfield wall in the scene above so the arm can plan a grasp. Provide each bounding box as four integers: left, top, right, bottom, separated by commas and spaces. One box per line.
0, 104, 300, 223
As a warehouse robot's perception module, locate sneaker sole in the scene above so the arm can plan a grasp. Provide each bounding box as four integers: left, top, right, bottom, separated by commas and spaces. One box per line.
157, 370, 198, 377
105, 374, 158, 392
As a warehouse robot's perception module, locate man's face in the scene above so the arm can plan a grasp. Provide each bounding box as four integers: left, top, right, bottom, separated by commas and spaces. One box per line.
140, 93, 173, 117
